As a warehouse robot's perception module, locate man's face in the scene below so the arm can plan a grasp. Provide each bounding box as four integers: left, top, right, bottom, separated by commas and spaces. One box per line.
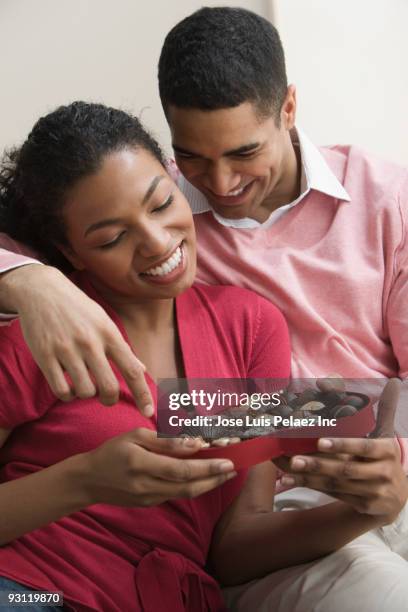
168, 93, 298, 222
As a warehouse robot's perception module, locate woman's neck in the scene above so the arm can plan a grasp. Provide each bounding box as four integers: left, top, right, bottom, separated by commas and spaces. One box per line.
81, 272, 184, 380
84, 274, 176, 333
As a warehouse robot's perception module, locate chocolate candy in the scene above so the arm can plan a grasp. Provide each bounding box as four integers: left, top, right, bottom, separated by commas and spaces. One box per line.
300, 401, 325, 412
331, 405, 358, 418
316, 374, 346, 393
343, 395, 366, 409
267, 404, 293, 418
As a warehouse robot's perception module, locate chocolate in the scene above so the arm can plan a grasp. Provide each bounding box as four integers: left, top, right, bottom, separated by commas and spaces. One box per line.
180, 382, 369, 445
331, 404, 358, 418
300, 400, 326, 412
343, 395, 366, 409
316, 375, 346, 393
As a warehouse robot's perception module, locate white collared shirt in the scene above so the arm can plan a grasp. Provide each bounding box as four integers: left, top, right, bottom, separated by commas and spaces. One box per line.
177, 128, 351, 228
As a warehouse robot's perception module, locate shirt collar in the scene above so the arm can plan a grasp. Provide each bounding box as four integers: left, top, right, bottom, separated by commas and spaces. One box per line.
177, 128, 351, 227
295, 128, 350, 202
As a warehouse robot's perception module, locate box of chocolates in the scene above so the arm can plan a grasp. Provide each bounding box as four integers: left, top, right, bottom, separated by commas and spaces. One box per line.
192, 379, 376, 470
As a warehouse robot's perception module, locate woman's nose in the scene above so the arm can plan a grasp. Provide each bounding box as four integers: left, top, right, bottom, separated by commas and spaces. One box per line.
136, 223, 172, 259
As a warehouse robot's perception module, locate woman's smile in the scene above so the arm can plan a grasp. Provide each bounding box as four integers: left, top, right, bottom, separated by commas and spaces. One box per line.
140, 242, 187, 285
62, 148, 197, 304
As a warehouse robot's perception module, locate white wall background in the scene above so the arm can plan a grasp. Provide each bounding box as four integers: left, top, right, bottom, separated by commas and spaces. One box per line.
0, 0, 406, 164
0, 0, 267, 156
274, 0, 408, 164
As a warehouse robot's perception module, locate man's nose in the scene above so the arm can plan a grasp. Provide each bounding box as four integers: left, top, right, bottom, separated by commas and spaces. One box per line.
205, 162, 241, 196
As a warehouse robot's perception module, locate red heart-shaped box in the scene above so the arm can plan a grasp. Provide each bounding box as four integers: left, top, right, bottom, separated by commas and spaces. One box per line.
194, 393, 375, 470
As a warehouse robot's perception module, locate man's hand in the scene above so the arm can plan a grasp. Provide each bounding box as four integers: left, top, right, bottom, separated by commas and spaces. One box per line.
81, 428, 237, 507
3, 265, 153, 414
276, 379, 408, 524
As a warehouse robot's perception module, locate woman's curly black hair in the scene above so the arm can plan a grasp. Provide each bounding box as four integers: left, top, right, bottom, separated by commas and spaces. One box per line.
0, 101, 166, 271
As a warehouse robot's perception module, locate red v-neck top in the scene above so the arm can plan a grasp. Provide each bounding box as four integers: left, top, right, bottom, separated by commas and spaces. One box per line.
0, 273, 290, 611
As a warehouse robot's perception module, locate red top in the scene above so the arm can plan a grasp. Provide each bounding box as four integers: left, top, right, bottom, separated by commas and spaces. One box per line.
0, 274, 290, 611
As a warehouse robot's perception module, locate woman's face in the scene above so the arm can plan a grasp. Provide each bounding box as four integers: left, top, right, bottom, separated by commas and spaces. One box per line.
61, 147, 196, 302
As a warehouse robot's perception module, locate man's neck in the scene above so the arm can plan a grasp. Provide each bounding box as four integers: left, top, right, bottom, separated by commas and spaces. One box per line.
255, 133, 302, 222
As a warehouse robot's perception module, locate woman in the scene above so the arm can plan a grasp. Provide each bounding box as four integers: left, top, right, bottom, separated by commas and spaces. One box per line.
0, 102, 290, 611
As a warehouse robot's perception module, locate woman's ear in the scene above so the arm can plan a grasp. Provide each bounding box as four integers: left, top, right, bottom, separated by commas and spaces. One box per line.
58, 245, 86, 270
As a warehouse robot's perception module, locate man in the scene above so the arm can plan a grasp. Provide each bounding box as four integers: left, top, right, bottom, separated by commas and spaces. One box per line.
1, 6, 408, 610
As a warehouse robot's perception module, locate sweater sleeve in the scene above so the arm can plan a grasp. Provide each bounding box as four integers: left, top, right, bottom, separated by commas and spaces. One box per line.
0, 234, 44, 322
387, 171, 408, 379
0, 233, 42, 271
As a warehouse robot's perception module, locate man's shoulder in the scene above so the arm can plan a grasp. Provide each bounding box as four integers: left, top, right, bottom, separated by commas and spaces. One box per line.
320, 144, 408, 192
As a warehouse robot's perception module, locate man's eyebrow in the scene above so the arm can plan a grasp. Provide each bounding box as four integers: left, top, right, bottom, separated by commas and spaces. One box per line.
172, 142, 261, 158
172, 144, 198, 156
142, 175, 165, 204
224, 142, 260, 156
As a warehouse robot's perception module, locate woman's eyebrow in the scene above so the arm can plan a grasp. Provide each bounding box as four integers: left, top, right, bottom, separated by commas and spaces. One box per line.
84, 218, 122, 237
142, 175, 165, 204
84, 175, 167, 238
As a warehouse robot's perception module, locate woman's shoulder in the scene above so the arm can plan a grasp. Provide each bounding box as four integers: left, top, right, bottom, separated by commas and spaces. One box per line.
189, 283, 285, 321
0, 320, 54, 428
190, 282, 259, 303
185, 284, 290, 378
0, 318, 27, 353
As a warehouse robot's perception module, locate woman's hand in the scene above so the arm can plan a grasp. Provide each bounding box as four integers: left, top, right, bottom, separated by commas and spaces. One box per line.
4, 264, 153, 414
80, 428, 237, 507
278, 438, 408, 525
276, 379, 408, 525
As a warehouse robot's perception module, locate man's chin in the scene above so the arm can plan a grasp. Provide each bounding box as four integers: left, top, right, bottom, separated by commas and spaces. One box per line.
210, 202, 251, 220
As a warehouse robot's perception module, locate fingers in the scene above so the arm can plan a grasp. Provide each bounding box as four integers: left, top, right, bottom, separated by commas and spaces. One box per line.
286, 453, 389, 483
280, 472, 377, 497
148, 471, 238, 505
84, 351, 122, 406
45, 332, 152, 411
49, 350, 119, 406
108, 342, 153, 416
58, 357, 97, 401
42, 359, 74, 402
211, 437, 241, 446
370, 377, 401, 438
149, 454, 235, 482
272, 456, 292, 472
316, 437, 397, 459
131, 434, 235, 482
130, 428, 209, 456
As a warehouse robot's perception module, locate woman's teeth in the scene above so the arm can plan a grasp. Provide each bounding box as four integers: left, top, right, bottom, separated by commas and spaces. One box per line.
228, 186, 245, 196
143, 246, 182, 277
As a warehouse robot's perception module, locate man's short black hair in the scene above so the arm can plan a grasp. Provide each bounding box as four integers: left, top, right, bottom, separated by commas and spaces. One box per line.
158, 6, 288, 122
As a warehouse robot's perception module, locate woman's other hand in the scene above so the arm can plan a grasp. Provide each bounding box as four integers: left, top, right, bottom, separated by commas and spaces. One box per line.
80, 428, 237, 507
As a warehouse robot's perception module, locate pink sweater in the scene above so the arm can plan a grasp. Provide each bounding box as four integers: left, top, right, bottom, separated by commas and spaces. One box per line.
193, 146, 408, 381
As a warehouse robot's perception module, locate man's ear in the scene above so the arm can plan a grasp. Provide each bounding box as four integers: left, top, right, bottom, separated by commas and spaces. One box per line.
280, 84, 297, 131
58, 245, 85, 271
